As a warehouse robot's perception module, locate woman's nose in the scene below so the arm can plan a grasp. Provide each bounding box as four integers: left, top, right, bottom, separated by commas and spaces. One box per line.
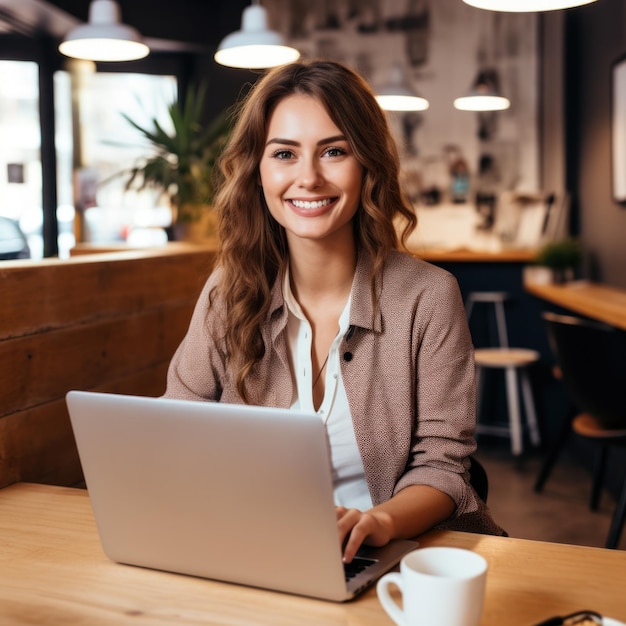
297, 158, 323, 189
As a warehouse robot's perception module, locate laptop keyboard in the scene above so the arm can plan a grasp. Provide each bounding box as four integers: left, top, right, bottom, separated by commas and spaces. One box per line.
343, 556, 377, 581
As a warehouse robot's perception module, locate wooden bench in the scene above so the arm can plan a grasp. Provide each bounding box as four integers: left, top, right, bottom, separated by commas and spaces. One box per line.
0, 243, 216, 489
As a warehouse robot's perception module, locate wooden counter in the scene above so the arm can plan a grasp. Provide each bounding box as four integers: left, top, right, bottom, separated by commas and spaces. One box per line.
525, 280, 626, 331
411, 247, 537, 263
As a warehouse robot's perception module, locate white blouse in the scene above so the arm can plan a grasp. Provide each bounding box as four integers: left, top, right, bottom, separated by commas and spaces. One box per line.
282, 270, 373, 511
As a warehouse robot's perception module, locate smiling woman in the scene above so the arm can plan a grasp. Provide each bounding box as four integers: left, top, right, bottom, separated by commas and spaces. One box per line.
259, 94, 363, 249
163, 59, 506, 566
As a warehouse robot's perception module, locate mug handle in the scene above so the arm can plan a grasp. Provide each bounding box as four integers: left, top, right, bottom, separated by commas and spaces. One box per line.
376, 572, 406, 626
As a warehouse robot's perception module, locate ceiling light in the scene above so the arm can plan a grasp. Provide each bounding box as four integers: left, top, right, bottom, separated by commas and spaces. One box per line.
462, 0, 597, 11
454, 69, 510, 111
375, 65, 429, 112
59, 0, 149, 62
214, 1, 300, 69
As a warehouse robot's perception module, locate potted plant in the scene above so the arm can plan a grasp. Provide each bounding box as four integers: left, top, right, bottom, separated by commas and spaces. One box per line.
121, 82, 231, 242
533, 237, 582, 284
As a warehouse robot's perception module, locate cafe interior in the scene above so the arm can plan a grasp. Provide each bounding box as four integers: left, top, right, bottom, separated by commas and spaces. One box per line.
2, 0, 626, 624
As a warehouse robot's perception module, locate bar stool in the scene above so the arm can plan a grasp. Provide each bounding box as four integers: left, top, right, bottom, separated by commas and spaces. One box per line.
466, 291, 541, 456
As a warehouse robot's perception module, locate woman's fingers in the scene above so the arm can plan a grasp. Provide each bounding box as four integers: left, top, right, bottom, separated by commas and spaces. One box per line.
336, 507, 365, 562
342, 516, 371, 563
335, 507, 390, 563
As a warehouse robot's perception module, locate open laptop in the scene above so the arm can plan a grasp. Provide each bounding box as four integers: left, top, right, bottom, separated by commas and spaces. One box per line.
65, 390, 418, 601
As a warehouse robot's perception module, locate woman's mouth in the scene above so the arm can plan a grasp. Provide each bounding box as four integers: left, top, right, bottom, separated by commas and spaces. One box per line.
290, 198, 334, 210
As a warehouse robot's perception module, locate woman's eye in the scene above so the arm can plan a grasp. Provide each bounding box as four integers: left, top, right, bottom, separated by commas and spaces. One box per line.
324, 146, 347, 158
271, 149, 294, 160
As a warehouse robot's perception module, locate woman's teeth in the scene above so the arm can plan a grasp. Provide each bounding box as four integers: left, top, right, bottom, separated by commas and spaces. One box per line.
291, 198, 332, 209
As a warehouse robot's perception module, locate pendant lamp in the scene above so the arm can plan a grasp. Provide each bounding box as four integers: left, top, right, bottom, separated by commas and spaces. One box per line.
375, 65, 429, 112
454, 69, 510, 111
59, 0, 149, 62
462, 0, 597, 11
214, 1, 300, 69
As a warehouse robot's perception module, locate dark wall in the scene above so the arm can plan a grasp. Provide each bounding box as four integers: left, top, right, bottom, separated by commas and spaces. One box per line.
565, 0, 626, 288
43, 0, 260, 121
44, 0, 249, 49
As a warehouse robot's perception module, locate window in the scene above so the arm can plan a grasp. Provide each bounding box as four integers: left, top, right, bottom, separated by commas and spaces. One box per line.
56, 66, 177, 251
0, 60, 43, 258
0, 59, 177, 259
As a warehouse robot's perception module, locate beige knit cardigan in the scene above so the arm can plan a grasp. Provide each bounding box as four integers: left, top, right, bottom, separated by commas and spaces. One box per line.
165, 249, 505, 537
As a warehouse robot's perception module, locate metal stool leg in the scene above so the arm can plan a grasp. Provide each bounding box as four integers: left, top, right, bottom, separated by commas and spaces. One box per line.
520, 369, 541, 446
505, 366, 523, 455
494, 299, 509, 348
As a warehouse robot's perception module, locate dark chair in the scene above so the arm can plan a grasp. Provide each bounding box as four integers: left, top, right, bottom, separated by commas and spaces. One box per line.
469, 455, 489, 503
534, 311, 626, 548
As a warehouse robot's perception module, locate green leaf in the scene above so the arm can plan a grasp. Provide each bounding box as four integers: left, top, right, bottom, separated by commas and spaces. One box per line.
115, 81, 231, 212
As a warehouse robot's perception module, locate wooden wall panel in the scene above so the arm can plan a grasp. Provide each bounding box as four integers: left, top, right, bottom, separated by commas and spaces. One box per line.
0, 362, 172, 489
0, 244, 213, 340
0, 245, 216, 489
2, 304, 194, 415
0, 400, 80, 487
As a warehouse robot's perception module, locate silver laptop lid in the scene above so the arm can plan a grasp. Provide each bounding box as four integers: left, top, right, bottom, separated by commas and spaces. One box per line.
67, 391, 409, 601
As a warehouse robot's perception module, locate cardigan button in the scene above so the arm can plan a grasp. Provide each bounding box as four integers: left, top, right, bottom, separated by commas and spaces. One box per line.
343, 352, 353, 361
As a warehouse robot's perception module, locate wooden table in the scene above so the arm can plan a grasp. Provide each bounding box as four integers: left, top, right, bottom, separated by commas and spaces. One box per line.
525, 280, 626, 332
1, 483, 625, 626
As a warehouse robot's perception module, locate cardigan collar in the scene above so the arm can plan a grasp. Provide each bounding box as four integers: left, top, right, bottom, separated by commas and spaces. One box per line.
266, 248, 383, 337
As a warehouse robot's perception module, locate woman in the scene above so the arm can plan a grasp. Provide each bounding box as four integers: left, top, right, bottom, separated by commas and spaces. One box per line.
164, 59, 505, 563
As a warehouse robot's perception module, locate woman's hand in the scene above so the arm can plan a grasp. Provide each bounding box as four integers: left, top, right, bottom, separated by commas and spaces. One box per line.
336, 506, 394, 563
336, 485, 456, 563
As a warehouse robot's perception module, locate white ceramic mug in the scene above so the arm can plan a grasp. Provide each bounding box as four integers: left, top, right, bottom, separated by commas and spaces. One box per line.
376, 547, 488, 626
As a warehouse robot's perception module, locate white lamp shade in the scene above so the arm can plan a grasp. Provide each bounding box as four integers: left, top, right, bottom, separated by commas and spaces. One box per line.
462, 0, 597, 11
375, 65, 429, 112
59, 0, 149, 62
375, 93, 429, 112
454, 68, 510, 111
214, 5, 300, 69
454, 94, 510, 111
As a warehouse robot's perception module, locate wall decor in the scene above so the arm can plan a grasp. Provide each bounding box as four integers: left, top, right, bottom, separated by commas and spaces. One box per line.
612, 54, 626, 204
265, 0, 539, 205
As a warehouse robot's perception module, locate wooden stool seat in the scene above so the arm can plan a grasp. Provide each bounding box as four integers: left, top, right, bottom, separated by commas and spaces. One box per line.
573, 413, 626, 440
474, 347, 540, 368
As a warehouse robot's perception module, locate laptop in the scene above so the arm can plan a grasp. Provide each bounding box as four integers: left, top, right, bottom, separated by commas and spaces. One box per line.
65, 390, 418, 601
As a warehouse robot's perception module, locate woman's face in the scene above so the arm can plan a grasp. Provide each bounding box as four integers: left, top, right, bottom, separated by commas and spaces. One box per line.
259, 94, 363, 247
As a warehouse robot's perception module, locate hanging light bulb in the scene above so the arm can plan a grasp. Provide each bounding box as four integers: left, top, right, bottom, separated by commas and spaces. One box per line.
59, 0, 149, 62
454, 69, 510, 111
375, 64, 429, 112
462, 0, 597, 11
214, 1, 300, 69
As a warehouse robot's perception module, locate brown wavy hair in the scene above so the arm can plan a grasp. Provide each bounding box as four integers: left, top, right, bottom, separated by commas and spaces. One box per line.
212, 59, 417, 401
